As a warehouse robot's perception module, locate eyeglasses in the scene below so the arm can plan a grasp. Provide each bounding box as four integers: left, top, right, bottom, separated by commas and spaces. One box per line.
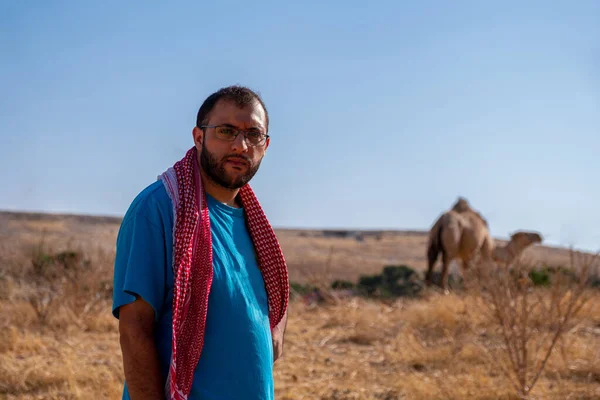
200, 124, 269, 147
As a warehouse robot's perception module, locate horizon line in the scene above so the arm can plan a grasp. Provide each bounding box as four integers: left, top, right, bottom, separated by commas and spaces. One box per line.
2, 207, 595, 254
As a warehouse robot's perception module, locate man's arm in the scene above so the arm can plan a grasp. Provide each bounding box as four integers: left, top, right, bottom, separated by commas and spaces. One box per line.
272, 309, 288, 363
118, 296, 165, 399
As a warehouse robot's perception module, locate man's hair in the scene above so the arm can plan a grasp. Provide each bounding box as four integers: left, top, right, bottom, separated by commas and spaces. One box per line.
196, 85, 269, 131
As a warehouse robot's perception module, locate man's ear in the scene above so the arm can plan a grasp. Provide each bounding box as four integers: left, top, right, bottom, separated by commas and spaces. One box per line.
192, 126, 203, 147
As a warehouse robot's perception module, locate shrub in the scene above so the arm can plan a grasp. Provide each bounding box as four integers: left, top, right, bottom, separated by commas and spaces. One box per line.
382, 265, 414, 281
330, 279, 355, 290
528, 265, 581, 287
467, 251, 598, 399
357, 265, 423, 298
290, 281, 317, 298
22, 241, 113, 328
528, 268, 551, 287
357, 274, 383, 296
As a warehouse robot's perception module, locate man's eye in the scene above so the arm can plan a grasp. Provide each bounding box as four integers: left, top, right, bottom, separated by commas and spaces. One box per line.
247, 132, 261, 139
218, 127, 235, 136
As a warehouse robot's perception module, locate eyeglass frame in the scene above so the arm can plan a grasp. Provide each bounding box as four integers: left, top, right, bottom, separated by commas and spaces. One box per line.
199, 124, 270, 147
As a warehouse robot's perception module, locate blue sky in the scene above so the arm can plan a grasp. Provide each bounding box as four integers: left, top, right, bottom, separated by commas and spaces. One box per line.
1, 1, 598, 252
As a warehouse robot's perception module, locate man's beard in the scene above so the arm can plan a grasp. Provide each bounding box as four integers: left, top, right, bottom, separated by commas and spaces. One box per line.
199, 142, 261, 190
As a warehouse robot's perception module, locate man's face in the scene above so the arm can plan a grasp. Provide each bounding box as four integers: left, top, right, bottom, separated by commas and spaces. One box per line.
193, 99, 269, 190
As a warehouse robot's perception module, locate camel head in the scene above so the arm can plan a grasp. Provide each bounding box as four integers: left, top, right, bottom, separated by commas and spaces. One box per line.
509, 231, 543, 249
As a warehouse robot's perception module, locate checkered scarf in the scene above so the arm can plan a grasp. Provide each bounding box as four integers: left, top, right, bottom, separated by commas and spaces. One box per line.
158, 147, 289, 400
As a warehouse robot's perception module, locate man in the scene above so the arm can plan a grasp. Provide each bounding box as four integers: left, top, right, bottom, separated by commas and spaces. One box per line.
112, 85, 290, 400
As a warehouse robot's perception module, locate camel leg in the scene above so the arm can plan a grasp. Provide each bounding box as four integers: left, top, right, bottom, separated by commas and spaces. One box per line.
425, 257, 435, 286
425, 238, 440, 287
459, 259, 471, 289
460, 258, 472, 275
441, 253, 451, 294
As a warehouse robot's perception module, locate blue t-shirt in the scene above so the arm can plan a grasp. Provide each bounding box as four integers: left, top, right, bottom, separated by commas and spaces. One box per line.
112, 180, 274, 400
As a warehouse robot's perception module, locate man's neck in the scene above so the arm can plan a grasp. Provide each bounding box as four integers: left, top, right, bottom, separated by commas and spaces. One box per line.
199, 169, 241, 208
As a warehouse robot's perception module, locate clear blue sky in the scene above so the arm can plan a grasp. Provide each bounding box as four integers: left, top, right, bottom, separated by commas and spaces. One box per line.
1, 1, 598, 252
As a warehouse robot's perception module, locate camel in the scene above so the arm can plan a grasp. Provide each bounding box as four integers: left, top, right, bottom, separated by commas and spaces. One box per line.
492, 231, 543, 264
425, 197, 542, 292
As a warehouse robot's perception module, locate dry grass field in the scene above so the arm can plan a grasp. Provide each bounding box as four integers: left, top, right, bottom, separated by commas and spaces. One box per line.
1, 211, 599, 399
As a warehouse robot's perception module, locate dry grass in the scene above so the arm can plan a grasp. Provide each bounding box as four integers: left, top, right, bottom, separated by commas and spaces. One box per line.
274, 293, 600, 400
2, 289, 599, 399
1, 211, 599, 399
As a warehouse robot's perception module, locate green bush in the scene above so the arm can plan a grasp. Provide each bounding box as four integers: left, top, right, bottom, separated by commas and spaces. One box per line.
382, 265, 415, 282
331, 279, 355, 290
357, 274, 383, 296
528, 265, 579, 287
357, 265, 423, 298
529, 269, 551, 287
289, 281, 317, 298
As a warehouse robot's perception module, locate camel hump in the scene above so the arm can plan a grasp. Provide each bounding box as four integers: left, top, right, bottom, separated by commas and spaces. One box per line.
450, 197, 490, 227
452, 197, 472, 213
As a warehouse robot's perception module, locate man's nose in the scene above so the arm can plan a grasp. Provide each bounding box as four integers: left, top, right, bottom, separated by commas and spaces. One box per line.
231, 134, 249, 152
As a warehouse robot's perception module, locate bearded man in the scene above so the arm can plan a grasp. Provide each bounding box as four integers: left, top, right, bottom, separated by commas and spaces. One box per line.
112, 85, 289, 400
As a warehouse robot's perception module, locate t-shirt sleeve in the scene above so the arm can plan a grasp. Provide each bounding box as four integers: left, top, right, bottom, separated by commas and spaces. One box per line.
112, 210, 167, 321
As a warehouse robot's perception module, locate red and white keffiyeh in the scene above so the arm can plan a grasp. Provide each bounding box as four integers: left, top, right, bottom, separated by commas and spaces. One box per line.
158, 147, 289, 400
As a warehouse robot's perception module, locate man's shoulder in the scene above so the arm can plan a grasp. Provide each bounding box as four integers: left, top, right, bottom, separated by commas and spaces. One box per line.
121, 180, 172, 228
